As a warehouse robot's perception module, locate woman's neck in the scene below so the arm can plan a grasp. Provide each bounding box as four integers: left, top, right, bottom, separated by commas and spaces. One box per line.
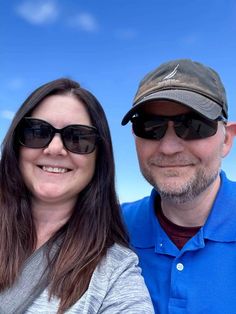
32, 199, 75, 249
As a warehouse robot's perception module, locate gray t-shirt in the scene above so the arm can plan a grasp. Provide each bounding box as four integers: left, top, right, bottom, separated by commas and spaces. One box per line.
1, 243, 154, 313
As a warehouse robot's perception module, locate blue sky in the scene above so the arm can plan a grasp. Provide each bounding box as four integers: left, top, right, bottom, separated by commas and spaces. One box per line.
1, 0, 236, 202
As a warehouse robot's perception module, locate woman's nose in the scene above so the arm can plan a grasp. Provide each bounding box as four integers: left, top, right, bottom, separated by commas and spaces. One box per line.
43, 133, 68, 156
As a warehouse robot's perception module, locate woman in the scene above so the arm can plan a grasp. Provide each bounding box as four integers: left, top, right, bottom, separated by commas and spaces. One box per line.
0, 78, 154, 313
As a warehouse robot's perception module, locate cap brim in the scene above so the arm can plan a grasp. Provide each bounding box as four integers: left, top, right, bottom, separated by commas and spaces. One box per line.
121, 89, 223, 125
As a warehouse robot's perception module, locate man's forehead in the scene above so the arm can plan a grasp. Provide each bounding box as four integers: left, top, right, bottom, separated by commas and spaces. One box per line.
139, 100, 192, 116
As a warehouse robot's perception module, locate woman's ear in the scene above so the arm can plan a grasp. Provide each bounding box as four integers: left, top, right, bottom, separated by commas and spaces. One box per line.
222, 122, 236, 157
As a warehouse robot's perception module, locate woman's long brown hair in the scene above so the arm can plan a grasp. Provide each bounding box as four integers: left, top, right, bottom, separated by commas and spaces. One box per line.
0, 78, 128, 313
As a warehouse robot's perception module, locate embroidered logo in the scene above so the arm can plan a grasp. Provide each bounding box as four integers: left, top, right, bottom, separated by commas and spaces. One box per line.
163, 64, 179, 80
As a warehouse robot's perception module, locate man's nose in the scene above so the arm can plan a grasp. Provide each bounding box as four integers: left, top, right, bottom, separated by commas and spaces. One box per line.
157, 121, 185, 155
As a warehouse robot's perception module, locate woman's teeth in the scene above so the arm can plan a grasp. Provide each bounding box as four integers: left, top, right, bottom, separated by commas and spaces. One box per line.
42, 166, 68, 173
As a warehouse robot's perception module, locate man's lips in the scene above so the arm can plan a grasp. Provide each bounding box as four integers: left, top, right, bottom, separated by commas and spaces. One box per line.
157, 164, 193, 168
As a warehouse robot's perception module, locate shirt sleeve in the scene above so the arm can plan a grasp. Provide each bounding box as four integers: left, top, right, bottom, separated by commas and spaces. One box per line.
98, 249, 154, 314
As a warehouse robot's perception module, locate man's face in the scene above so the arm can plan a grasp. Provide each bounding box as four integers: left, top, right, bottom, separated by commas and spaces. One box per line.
134, 100, 227, 204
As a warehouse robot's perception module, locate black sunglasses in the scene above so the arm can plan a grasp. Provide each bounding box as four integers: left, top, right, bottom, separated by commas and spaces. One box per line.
131, 113, 226, 141
17, 117, 99, 154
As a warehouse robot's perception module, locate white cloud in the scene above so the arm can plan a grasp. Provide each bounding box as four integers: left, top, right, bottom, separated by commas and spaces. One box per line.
0, 110, 15, 120
16, 0, 59, 25
68, 12, 99, 32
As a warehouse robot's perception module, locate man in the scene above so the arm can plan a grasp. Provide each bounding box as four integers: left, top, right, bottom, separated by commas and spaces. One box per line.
121, 59, 236, 313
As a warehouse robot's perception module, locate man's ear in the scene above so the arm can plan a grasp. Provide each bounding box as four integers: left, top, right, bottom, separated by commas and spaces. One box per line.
222, 122, 236, 157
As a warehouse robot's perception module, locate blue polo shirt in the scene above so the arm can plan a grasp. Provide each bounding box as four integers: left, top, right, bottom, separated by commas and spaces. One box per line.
122, 171, 236, 314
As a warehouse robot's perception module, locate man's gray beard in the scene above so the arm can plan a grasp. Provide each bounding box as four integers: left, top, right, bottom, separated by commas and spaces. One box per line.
143, 167, 220, 205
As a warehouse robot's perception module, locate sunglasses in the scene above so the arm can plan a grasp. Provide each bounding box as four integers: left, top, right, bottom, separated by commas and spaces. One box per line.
131, 113, 226, 140
17, 117, 99, 154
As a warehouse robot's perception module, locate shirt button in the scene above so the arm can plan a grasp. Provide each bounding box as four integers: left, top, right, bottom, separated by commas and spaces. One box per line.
176, 263, 184, 271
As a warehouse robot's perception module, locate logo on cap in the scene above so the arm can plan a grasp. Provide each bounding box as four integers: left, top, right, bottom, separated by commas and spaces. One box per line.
163, 64, 179, 80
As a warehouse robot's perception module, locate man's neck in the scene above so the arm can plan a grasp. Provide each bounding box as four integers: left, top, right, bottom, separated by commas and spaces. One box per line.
161, 175, 221, 227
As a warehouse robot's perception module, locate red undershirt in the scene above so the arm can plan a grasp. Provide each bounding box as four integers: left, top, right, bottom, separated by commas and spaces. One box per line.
155, 196, 201, 250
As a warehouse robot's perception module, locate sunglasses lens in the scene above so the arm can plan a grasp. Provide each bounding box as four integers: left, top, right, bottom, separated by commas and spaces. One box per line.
132, 114, 219, 141
18, 118, 98, 154
18, 119, 52, 148
175, 116, 218, 140
62, 126, 98, 154
132, 118, 167, 140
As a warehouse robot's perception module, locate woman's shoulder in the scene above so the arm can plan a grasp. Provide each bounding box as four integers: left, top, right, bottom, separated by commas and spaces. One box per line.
97, 244, 138, 276
107, 243, 138, 261
26, 244, 154, 313
89, 244, 154, 313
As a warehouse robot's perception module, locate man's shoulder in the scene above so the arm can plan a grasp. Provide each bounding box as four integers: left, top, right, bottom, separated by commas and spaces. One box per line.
121, 190, 157, 247
121, 189, 157, 228
122, 195, 151, 209
219, 171, 236, 199
122, 194, 152, 220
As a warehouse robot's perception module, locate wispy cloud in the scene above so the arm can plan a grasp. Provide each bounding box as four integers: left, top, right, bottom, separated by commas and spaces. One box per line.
15, 2, 99, 32
16, 0, 59, 25
7, 78, 25, 90
0, 110, 15, 120
180, 34, 198, 45
114, 29, 137, 40
68, 12, 99, 32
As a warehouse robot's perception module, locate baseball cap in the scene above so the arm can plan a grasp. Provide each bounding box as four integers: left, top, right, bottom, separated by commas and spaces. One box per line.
121, 59, 228, 125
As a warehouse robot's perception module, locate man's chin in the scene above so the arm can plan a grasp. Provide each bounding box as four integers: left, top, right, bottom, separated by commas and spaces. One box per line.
152, 176, 196, 203
157, 188, 192, 204
155, 176, 190, 191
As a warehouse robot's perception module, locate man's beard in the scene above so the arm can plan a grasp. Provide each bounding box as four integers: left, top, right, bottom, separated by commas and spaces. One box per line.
155, 168, 219, 204
141, 156, 221, 204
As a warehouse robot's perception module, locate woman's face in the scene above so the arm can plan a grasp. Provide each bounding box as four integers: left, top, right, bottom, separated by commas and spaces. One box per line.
19, 94, 96, 208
